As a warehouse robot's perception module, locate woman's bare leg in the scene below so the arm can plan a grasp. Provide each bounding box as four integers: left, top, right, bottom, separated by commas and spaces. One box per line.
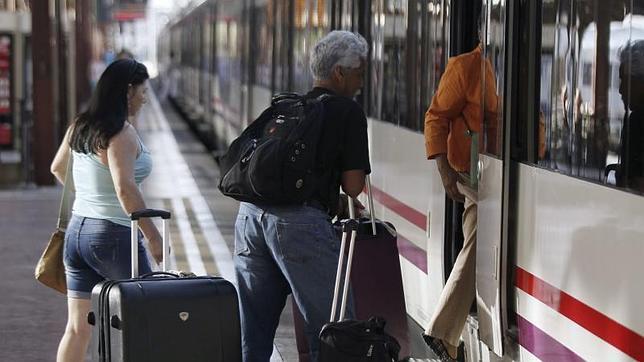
56, 297, 91, 362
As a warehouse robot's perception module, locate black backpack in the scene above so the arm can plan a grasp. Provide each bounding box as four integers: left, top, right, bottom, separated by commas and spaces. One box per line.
217, 92, 332, 205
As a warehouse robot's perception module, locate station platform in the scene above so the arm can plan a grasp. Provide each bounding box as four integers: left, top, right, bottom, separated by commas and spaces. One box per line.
0, 89, 438, 361
0, 91, 296, 361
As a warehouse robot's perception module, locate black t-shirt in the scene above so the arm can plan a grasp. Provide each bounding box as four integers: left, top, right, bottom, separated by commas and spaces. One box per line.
305, 87, 371, 216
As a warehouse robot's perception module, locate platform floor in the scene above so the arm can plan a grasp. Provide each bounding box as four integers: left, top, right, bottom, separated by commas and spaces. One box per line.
0, 89, 437, 361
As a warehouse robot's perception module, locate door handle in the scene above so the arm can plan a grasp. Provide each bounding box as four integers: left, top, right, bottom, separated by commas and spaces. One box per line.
477, 160, 484, 181
494, 245, 499, 281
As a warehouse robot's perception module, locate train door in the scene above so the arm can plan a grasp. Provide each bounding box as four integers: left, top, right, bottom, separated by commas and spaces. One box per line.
443, 0, 480, 288
475, 0, 508, 357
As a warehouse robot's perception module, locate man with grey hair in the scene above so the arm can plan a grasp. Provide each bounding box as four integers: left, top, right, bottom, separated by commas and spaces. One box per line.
233, 30, 371, 362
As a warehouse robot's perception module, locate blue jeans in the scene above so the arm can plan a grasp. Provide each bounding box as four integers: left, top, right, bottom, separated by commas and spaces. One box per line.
234, 202, 353, 362
63, 215, 152, 299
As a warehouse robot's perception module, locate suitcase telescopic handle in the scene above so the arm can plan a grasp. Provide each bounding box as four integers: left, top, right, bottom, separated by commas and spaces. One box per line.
131, 209, 171, 220
330, 198, 360, 323
365, 176, 396, 238
129, 209, 172, 278
366, 175, 377, 236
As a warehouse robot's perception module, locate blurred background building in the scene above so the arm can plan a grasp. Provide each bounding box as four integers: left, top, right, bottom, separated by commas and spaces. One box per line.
0, 0, 194, 187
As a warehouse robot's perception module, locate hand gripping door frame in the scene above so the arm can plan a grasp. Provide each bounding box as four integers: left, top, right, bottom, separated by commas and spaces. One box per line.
130, 209, 171, 277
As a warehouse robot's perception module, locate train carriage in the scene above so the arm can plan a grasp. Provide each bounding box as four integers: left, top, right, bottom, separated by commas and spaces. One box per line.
159, 1, 644, 361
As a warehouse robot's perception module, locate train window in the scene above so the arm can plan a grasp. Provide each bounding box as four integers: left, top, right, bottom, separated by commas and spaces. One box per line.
368, 0, 382, 119
291, 0, 331, 94
538, 0, 644, 194
254, 1, 272, 89
292, 0, 311, 94
273, 0, 291, 92
381, 0, 411, 129
481, 0, 505, 157
210, 6, 217, 76
422, 0, 449, 114
341, 0, 359, 31
414, 0, 449, 135
201, 16, 210, 109
216, 19, 230, 106
374, 0, 448, 132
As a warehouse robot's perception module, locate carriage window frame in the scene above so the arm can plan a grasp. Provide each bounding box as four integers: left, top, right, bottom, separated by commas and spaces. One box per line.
516, 0, 644, 197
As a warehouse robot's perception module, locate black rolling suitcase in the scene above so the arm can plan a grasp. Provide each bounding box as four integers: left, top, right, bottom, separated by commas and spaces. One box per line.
88, 209, 241, 362
318, 194, 401, 362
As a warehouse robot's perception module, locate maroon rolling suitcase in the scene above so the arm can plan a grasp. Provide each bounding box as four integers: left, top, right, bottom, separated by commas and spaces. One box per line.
88, 209, 241, 362
293, 178, 410, 361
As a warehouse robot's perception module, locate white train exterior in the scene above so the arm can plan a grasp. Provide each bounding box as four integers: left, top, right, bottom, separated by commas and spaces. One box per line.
159, 1, 644, 361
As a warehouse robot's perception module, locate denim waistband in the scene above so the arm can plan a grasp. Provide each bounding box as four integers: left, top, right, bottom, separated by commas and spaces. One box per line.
302, 199, 328, 214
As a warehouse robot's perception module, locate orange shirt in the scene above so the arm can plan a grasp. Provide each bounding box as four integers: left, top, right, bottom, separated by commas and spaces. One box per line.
424, 45, 498, 172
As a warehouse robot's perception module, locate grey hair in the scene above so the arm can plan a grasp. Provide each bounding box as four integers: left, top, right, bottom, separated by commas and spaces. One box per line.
619, 40, 644, 78
310, 30, 368, 81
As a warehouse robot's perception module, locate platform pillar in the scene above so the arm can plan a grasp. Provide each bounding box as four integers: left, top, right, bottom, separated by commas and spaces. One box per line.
32, 0, 59, 185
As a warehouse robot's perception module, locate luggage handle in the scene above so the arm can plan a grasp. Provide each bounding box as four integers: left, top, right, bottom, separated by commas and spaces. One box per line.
330, 198, 359, 323
366, 175, 377, 236
131, 209, 171, 220
130, 209, 172, 278
139, 271, 180, 279
330, 176, 388, 322
364, 175, 397, 238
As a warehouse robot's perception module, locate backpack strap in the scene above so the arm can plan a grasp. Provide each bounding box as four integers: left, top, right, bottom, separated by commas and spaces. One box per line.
271, 92, 301, 106
315, 93, 333, 101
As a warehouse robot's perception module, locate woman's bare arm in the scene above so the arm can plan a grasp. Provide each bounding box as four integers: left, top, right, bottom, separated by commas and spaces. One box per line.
50, 126, 73, 184
106, 125, 162, 263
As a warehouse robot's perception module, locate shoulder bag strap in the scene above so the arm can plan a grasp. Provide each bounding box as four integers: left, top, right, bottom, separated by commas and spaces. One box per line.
56, 153, 74, 231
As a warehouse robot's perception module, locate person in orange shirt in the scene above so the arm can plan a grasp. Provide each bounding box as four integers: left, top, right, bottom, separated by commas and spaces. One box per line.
422, 11, 498, 362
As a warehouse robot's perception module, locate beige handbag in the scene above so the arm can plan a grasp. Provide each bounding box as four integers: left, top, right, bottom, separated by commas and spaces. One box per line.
34, 155, 73, 295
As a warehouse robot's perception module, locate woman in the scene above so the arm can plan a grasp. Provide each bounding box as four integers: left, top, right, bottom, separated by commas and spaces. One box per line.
50, 59, 162, 362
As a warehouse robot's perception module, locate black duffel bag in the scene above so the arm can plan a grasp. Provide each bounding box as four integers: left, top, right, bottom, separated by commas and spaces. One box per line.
319, 317, 401, 362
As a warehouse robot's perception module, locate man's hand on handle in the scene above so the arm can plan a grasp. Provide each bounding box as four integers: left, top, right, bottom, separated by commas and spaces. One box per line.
436, 154, 465, 203
337, 194, 366, 219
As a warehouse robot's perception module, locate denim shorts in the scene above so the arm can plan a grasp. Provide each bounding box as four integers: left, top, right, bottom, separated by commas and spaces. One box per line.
63, 215, 152, 299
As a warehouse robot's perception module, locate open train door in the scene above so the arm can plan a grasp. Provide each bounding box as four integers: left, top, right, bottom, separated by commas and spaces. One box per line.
474, 0, 509, 357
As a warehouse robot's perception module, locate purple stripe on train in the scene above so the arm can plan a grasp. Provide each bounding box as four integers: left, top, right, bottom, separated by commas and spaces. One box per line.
396, 234, 428, 274
517, 314, 584, 362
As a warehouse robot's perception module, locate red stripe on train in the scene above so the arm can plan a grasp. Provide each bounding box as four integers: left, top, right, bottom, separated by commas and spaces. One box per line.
368, 185, 428, 273
368, 185, 427, 231
515, 267, 644, 361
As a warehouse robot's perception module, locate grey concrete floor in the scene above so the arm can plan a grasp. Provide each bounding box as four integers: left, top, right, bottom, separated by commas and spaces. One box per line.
0, 186, 69, 362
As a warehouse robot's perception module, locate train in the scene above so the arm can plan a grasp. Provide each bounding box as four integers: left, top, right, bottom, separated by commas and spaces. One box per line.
158, 1, 644, 361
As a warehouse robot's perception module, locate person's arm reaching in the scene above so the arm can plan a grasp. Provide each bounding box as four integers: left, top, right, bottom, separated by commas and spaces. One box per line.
424, 59, 467, 202
107, 125, 163, 263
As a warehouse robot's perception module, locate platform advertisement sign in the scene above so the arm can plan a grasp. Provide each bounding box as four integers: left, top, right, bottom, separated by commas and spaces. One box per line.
0, 34, 12, 148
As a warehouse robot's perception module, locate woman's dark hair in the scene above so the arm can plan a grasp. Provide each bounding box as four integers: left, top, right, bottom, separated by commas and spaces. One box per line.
70, 59, 149, 153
